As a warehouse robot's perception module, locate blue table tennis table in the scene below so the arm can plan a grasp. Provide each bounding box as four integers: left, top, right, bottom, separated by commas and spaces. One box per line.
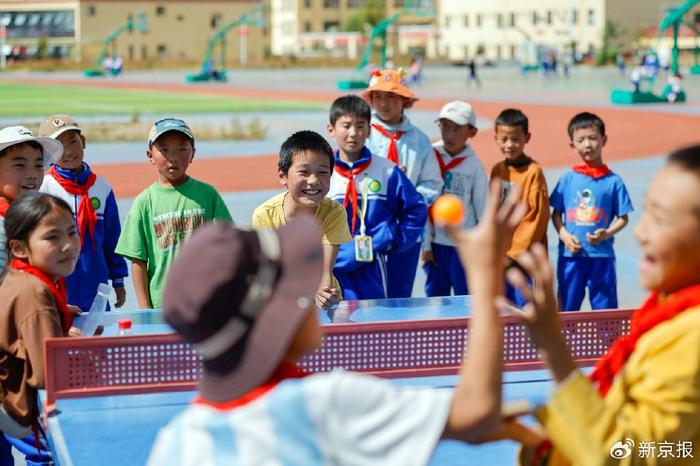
38, 297, 630, 466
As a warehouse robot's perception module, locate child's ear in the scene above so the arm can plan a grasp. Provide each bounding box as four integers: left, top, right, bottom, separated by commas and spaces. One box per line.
278, 169, 289, 187
602, 134, 608, 146
80, 134, 86, 149
8, 239, 28, 260
326, 123, 335, 138
569, 140, 575, 150
146, 149, 155, 165
469, 126, 478, 138
190, 146, 196, 162
524, 132, 532, 144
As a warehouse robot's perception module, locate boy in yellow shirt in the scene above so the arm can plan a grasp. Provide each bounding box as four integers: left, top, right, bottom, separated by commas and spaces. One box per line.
252, 130, 351, 309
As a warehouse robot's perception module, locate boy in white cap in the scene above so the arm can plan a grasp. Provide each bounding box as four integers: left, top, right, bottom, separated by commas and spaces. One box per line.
39, 115, 129, 313
422, 101, 489, 297
115, 118, 232, 309
149, 182, 527, 466
0, 126, 62, 275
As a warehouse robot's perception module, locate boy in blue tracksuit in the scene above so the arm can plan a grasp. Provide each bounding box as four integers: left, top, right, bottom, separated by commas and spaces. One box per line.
363, 69, 442, 298
327, 95, 427, 300
39, 115, 128, 312
550, 112, 633, 311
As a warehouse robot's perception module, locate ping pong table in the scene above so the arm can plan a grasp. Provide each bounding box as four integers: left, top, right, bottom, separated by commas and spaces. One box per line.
38, 297, 632, 466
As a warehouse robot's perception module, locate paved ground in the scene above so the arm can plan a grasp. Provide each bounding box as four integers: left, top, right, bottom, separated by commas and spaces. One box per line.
2, 64, 699, 310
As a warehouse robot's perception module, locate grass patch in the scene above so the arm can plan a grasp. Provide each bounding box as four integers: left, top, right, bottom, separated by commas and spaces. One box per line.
0, 82, 324, 118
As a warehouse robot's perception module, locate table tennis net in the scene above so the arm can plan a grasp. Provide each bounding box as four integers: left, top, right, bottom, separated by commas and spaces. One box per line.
44, 309, 631, 409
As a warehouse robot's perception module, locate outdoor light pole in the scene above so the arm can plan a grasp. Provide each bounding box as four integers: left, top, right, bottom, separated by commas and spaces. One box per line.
0, 16, 10, 70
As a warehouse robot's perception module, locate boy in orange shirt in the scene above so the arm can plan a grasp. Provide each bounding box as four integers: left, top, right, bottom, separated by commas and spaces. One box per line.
490, 108, 550, 306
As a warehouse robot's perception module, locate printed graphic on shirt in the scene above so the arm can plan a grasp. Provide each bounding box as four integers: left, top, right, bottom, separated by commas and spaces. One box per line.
152, 208, 206, 250
90, 197, 101, 210
444, 172, 471, 197
567, 189, 607, 226
368, 179, 382, 193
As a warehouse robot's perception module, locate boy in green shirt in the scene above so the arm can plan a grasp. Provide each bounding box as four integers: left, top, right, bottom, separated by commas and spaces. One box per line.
116, 118, 232, 309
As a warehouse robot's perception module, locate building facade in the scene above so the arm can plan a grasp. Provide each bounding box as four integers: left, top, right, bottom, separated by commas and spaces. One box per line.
437, 0, 667, 62
0, 0, 266, 65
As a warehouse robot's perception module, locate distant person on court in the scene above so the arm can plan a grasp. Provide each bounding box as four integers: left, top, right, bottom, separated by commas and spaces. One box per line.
363, 68, 442, 298
327, 95, 427, 300
0, 126, 62, 277
116, 118, 232, 309
0, 193, 81, 465
550, 112, 633, 311
490, 108, 550, 307
498, 146, 700, 466
148, 179, 528, 466
466, 57, 481, 88
39, 115, 128, 313
423, 101, 488, 297
252, 130, 351, 310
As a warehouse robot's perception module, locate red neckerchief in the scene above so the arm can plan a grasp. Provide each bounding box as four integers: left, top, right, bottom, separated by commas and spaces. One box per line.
590, 283, 700, 396
433, 148, 466, 180
334, 159, 372, 235
50, 166, 97, 252
572, 164, 611, 179
194, 363, 309, 410
11, 258, 73, 334
0, 197, 9, 217
371, 123, 405, 165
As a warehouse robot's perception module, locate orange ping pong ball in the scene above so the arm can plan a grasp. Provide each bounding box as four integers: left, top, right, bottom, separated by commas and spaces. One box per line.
432, 194, 465, 226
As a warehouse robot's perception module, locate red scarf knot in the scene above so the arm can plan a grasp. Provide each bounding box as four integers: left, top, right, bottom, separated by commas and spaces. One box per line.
0, 197, 9, 217
590, 283, 700, 395
371, 123, 405, 165
572, 164, 611, 179
334, 159, 372, 235
50, 166, 97, 253
11, 258, 73, 334
433, 148, 466, 180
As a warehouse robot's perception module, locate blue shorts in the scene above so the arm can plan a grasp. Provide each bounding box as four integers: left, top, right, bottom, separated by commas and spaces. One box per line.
557, 256, 617, 311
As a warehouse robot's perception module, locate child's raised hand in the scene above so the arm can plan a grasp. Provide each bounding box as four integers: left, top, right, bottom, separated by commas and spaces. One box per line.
445, 180, 527, 278
497, 244, 560, 349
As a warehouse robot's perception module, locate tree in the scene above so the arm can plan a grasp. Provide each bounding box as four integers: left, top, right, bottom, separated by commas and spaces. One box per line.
343, 0, 386, 32
597, 20, 624, 65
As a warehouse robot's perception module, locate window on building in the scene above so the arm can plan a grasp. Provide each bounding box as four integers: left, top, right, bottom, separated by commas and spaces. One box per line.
463, 45, 469, 58
497, 13, 503, 28
156, 6, 166, 16
444, 45, 449, 57
304, 21, 312, 32
532, 11, 538, 25
571, 9, 578, 24
86, 6, 96, 16
496, 45, 502, 59
347, 0, 362, 6
141, 45, 147, 60
128, 45, 134, 60
509, 12, 515, 27
546, 10, 552, 24
394, 0, 404, 7
695, 12, 700, 24
211, 14, 221, 29
324, 21, 339, 31
587, 9, 595, 25
323, 0, 339, 8
304, 0, 312, 7
461, 15, 468, 27
157, 44, 167, 56
476, 14, 482, 27
176, 14, 184, 22
510, 44, 516, 58
444, 16, 450, 28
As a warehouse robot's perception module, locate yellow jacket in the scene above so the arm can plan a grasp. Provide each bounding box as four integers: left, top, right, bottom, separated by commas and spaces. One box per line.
529, 305, 700, 466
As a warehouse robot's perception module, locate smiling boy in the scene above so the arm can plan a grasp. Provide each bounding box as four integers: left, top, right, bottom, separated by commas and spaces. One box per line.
0, 126, 62, 276
549, 112, 633, 311
252, 130, 351, 309
39, 115, 129, 313
115, 118, 232, 309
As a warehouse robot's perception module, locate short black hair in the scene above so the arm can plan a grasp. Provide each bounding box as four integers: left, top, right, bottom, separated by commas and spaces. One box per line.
278, 130, 334, 174
567, 112, 606, 140
668, 145, 700, 216
329, 95, 371, 126
494, 108, 529, 134
0, 141, 44, 159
